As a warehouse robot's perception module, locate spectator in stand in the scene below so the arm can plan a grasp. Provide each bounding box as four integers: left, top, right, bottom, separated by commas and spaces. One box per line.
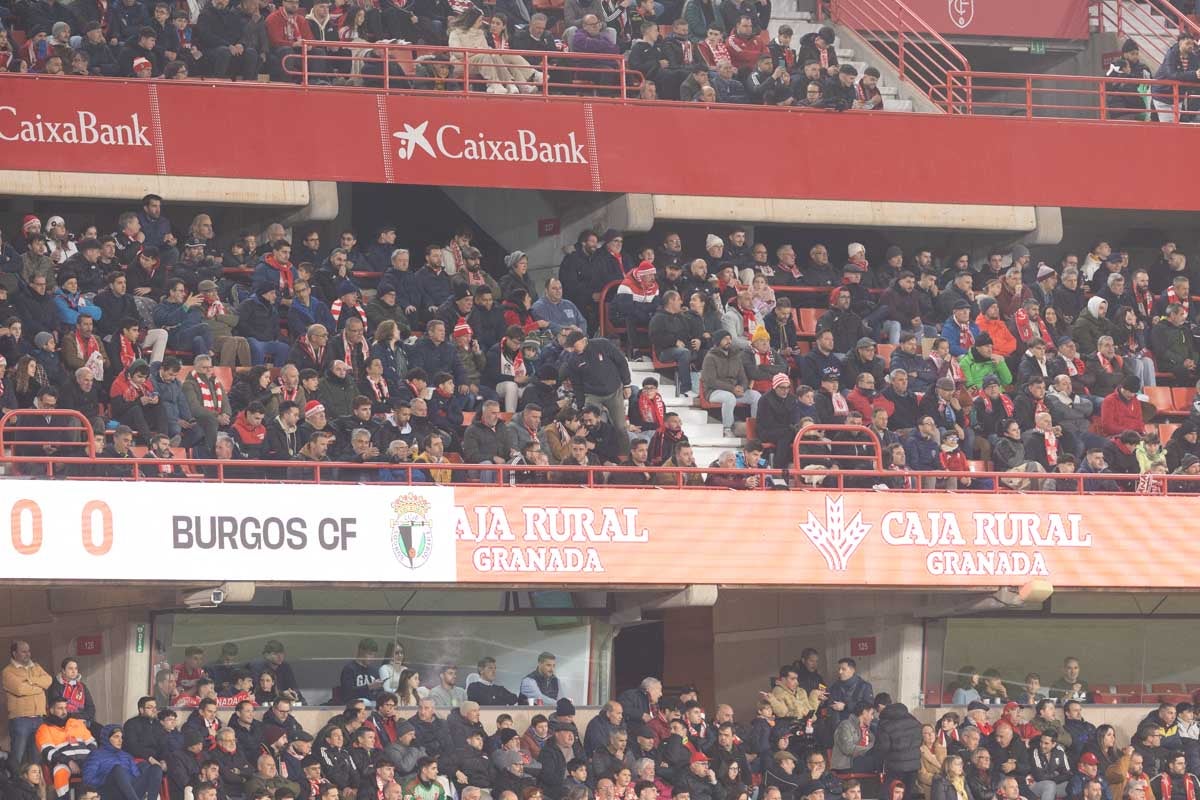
237, 283, 289, 365
702, 330, 760, 438
1097, 375, 1146, 437
84, 725, 164, 800
264, 0, 313, 80
4, 641, 54, 767
1152, 32, 1200, 123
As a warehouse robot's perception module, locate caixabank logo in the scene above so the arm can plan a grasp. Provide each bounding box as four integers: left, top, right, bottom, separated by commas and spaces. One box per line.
800, 495, 1095, 578
393, 120, 587, 164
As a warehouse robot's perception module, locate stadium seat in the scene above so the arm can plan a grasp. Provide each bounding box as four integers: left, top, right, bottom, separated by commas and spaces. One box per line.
796, 308, 821, 337
1172, 387, 1196, 413
1146, 387, 1181, 417
876, 343, 896, 362
696, 380, 720, 410
1160, 423, 1180, 442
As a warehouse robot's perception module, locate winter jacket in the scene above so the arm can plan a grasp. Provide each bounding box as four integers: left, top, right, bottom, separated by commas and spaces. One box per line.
317, 371, 358, 420
1097, 390, 1144, 437
874, 703, 924, 774
1151, 318, 1198, 375
1071, 308, 1117, 356
976, 313, 1018, 357
288, 297, 336, 341
123, 715, 169, 761
414, 266, 452, 309
649, 309, 695, 354
828, 674, 873, 723
83, 726, 141, 788
1154, 42, 1200, 100
1031, 745, 1072, 785
462, 417, 513, 464
959, 348, 1013, 390
701, 344, 749, 396
407, 714, 453, 760
409, 337, 466, 386
559, 337, 630, 397
756, 390, 800, 446
832, 717, 875, 771
929, 775, 970, 800
816, 306, 871, 355
3, 661, 52, 718
236, 295, 282, 342
558, 242, 602, 313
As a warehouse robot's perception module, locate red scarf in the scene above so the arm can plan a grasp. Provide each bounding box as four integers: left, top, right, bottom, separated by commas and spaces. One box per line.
1097, 352, 1115, 373
827, 388, 849, 417
341, 331, 369, 365
1014, 308, 1051, 345
265, 254, 294, 294
119, 336, 137, 369
204, 297, 227, 319
75, 331, 100, 362
279, 380, 299, 403
936, 728, 959, 748
190, 372, 225, 412
740, 307, 758, 337
1043, 428, 1058, 466
1159, 775, 1195, 800
704, 39, 730, 64
330, 298, 367, 325
956, 321, 974, 352
299, 335, 325, 367
59, 678, 87, 715
1134, 284, 1153, 319
1167, 286, 1191, 315
981, 392, 1014, 417
447, 241, 465, 273
637, 391, 666, 431
368, 377, 389, 403
858, 722, 871, 747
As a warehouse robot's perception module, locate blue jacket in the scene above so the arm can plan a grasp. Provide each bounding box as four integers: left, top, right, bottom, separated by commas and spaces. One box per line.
409, 337, 465, 385
903, 429, 940, 472
530, 296, 588, 335
152, 300, 206, 348
414, 266, 452, 310
287, 296, 335, 340
363, 242, 394, 273
1154, 43, 1200, 101
941, 318, 981, 357
150, 362, 195, 435
53, 288, 104, 327
136, 210, 173, 248
83, 725, 141, 787
828, 674, 874, 723
252, 259, 294, 299
378, 268, 421, 312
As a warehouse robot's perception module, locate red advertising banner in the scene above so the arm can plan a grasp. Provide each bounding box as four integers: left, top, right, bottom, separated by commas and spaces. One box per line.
3, 75, 1199, 211
898, 0, 1089, 39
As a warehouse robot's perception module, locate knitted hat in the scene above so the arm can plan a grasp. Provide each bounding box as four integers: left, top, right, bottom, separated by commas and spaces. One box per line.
1123, 375, 1142, 393
336, 279, 358, 297
453, 317, 473, 339
21, 215, 39, 232
751, 326, 770, 343
494, 750, 524, 770
260, 724, 288, 748
184, 729, 206, 748
556, 698, 576, 716
705, 234, 723, 250
498, 729, 520, 746
34, 332, 54, 349
1036, 265, 1057, 281
395, 721, 415, 738
602, 228, 622, 244
982, 375, 1001, 388
504, 251, 526, 270
771, 373, 791, 390
1011, 244, 1030, 260
132, 56, 152, 72
304, 400, 326, 418
848, 242, 865, 258
978, 296, 996, 314
975, 332, 993, 347
885, 245, 902, 260
635, 261, 657, 280
46, 215, 65, 229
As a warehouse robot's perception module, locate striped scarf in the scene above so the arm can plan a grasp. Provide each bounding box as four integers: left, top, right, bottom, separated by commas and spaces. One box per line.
204, 298, 227, 319
191, 372, 225, 412
330, 298, 367, 325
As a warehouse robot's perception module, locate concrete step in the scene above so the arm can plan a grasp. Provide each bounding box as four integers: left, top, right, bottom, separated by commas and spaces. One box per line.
883, 98, 914, 111
879, 84, 898, 97
673, 407, 714, 426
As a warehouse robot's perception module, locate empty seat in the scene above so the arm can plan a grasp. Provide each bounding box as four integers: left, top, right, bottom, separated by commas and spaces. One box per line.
796, 308, 821, 337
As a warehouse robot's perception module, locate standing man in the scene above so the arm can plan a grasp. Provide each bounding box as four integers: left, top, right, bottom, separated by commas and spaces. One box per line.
559, 332, 632, 449
3, 640, 53, 765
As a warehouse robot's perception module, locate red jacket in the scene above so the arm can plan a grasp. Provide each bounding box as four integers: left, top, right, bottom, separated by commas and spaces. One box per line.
266, 8, 314, 48
725, 32, 766, 72
1096, 390, 1144, 436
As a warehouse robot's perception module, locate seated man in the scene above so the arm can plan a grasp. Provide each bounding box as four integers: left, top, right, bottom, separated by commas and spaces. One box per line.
702, 331, 761, 438
37, 698, 96, 799
153, 279, 214, 358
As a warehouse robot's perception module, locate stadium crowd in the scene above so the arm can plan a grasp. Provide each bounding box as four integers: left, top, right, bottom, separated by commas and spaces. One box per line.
8, 639, 1197, 800
1, 197, 1199, 488
0, 0, 895, 108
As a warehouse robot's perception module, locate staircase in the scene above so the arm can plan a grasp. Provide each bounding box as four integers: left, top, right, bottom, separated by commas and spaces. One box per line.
1092, 0, 1200, 67
767, 9, 915, 111
626, 360, 743, 468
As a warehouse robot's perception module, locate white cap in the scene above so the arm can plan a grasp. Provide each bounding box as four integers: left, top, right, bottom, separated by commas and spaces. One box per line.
848, 242, 865, 257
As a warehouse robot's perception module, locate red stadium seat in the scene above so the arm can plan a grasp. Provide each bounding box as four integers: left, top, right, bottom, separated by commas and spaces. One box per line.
796, 308, 821, 337
1146, 387, 1179, 417
1172, 387, 1196, 412
876, 343, 896, 362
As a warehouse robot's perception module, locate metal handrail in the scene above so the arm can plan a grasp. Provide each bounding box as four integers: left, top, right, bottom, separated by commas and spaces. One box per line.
820, 0, 971, 102
939, 69, 1195, 121
1091, 0, 1200, 64
282, 40, 636, 98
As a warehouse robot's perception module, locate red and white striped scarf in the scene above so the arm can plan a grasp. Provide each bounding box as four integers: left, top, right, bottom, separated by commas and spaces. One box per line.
330, 299, 367, 325
500, 341, 526, 378
1042, 428, 1058, 466
341, 331, 369, 364
191, 372, 225, 412
367, 376, 389, 404
1167, 285, 1190, 315
204, 298, 227, 319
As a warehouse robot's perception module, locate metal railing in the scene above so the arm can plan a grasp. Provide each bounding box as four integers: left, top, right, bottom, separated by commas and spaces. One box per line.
938, 69, 1198, 120
0, 412, 1195, 494
281, 40, 637, 98
819, 0, 971, 102
1090, 0, 1200, 65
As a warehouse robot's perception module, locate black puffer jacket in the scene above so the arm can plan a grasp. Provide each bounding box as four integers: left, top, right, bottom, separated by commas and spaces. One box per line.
875, 703, 924, 773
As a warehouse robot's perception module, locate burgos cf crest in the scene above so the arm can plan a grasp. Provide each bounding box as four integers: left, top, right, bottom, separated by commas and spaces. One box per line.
390, 493, 434, 569
799, 496, 872, 572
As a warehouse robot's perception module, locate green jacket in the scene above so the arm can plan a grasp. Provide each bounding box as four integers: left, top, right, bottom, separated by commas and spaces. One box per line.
959, 350, 1013, 390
